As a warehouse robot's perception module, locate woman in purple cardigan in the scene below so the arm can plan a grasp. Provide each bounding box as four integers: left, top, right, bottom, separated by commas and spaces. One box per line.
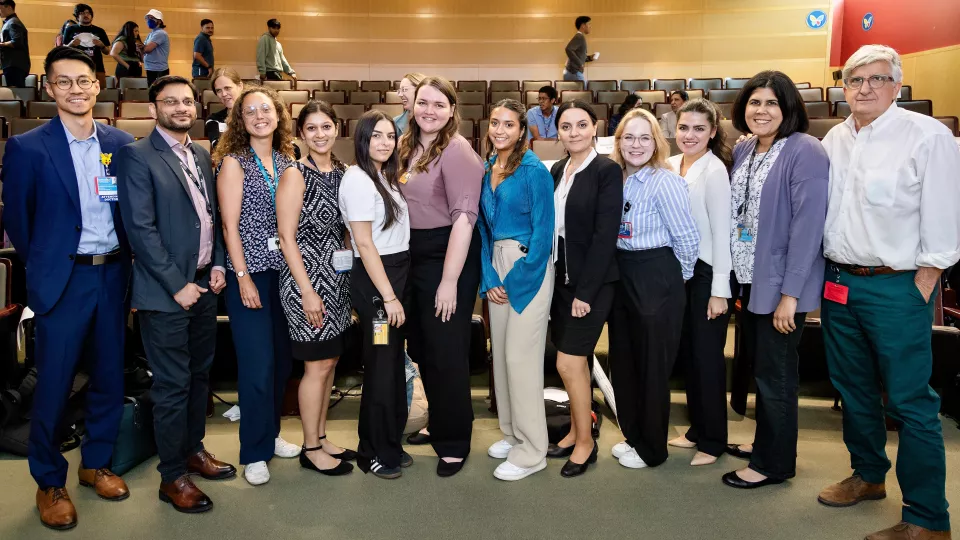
720, 71, 829, 490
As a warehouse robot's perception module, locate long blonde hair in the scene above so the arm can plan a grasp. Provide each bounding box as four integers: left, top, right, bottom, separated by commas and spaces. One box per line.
398, 76, 461, 175
612, 108, 670, 171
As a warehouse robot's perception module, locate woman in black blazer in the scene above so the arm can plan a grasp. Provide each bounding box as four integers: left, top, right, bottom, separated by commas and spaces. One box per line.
547, 100, 623, 477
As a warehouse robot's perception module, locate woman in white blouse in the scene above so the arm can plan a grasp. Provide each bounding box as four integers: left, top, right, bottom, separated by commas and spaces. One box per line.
665, 99, 734, 466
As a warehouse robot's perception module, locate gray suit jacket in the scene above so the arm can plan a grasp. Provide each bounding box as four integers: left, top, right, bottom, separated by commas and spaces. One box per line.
564, 32, 591, 74
116, 129, 225, 312
1, 15, 29, 71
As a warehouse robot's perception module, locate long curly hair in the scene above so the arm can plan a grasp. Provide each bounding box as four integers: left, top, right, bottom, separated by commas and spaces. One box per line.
485, 99, 528, 177
212, 85, 295, 165
398, 76, 461, 175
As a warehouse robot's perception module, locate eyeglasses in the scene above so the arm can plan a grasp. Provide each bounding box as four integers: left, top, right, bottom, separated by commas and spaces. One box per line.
53, 77, 95, 90
157, 98, 196, 107
620, 134, 654, 147
397, 86, 414, 94
242, 103, 274, 118
844, 74, 896, 90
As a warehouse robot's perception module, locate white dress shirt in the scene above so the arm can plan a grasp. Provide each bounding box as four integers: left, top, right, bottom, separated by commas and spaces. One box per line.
660, 111, 677, 139
554, 149, 597, 262
822, 103, 960, 270
668, 152, 732, 297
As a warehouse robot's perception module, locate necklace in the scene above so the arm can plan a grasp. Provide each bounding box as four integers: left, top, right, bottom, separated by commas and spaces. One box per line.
495, 160, 506, 170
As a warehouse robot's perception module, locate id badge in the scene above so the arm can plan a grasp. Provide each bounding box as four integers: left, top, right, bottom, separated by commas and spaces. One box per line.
332, 249, 353, 274
399, 172, 410, 184
736, 223, 754, 243
372, 316, 389, 346
824, 281, 849, 305
267, 237, 280, 251
218, 122, 227, 133
618, 221, 632, 239
96, 176, 118, 202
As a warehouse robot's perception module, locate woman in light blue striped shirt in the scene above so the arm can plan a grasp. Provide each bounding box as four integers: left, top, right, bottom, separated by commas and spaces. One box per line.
607, 108, 700, 471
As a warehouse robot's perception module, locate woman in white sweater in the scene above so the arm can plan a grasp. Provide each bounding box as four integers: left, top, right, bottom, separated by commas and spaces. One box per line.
665, 99, 734, 466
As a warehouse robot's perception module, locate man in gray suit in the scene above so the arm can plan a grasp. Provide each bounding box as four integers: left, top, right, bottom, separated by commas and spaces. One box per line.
116, 75, 236, 515
563, 15, 597, 84
0, 0, 30, 87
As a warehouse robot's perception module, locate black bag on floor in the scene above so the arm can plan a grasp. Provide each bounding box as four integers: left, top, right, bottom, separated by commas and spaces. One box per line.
545, 398, 603, 444
0, 371, 88, 456
111, 395, 157, 475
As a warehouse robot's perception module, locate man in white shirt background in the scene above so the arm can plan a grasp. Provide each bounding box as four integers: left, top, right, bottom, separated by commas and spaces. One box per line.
817, 44, 960, 540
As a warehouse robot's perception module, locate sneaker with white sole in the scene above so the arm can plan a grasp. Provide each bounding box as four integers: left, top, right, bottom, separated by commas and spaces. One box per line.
612, 441, 631, 459
274, 437, 301, 458
493, 459, 547, 481
244, 461, 270, 485
618, 448, 648, 469
487, 439, 514, 459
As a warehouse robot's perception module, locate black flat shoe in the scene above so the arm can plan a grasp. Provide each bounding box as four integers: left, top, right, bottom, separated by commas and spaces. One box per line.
560, 443, 598, 478
437, 458, 466, 477
406, 432, 431, 445
725, 444, 753, 460
721, 470, 784, 489
299, 446, 354, 476
319, 435, 357, 461
400, 452, 413, 468
546, 443, 574, 459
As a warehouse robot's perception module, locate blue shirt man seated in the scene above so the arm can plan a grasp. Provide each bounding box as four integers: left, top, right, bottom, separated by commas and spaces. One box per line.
527, 85, 559, 141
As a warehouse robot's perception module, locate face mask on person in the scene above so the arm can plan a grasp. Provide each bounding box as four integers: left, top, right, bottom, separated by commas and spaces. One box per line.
146, 19, 158, 29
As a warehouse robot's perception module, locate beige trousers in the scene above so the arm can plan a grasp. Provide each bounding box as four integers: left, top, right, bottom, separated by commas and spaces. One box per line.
488, 240, 554, 467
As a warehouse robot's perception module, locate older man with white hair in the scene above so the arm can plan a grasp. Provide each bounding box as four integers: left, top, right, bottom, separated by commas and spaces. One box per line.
817, 44, 960, 540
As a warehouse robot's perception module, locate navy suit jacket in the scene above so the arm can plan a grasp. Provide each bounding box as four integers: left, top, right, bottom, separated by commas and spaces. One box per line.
1, 116, 134, 314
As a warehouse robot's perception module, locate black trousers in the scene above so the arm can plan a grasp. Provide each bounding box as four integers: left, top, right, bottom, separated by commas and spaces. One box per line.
138, 272, 217, 483
264, 71, 283, 81
608, 248, 685, 467
354, 251, 410, 470
738, 283, 806, 480
146, 69, 169, 86
404, 226, 481, 458
116, 62, 142, 78
677, 260, 732, 457
3, 66, 26, 88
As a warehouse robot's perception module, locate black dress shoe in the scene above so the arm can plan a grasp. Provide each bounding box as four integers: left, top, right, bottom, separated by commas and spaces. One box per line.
725, 444, 753, 460
406, 432, 431, 445
299, 446, 354, 476
721, 470, 784, 489
319, 435, 357, 461
546, 443, 574, 459
400, 452, 413, 468
560, 443, 598, 478
437, 458, 466, 477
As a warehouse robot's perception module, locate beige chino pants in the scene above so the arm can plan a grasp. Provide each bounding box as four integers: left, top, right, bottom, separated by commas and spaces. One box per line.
488, 240, 553, 468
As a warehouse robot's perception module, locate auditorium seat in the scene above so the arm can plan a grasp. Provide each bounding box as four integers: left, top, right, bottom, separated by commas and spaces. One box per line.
193, 139, 211, 152
296, 80, 326, 92
596, 119, 606, 137
707, 88, 739, 103
460, 104, 484, 121
835, 101, 851, 117
685, 89, 704, 100
291, 103, 306, 119
313, 91, 346, 105
459, 120, 475, 140
936, 116, 959, 136
654, 79, 685, 91
349, 91, 381, 106
123, 88, 150, 102
98, 89, 121, 104
329, 80, 360, 93
621, 80, 652, 92
716, 102, 733, 119
332, 137, 356, 165
200, 89, 217, 105
522, 80, 551, 92
531, 140, 566, 160
795, 82, 811, 88
0, 87, 15, 100
95, 118, 110, 125
805, 101, 830, 118
826, 86, 844, 104
899, 85, 912, 100
115, 118, 155, 138
26, 101, 58, 118
689, 78, 722, 91
459, 81, 489, 92
384, 92, 402, 104
898, 99, 933, 116
262, 80, 292, 91
119, 78, 148, 90
105, 76, 117, 89
93, 102, 116, 119
192, 79, 212, 92
589, 103, 609, 121
490, 91, 522, 104
9, 87, 35, 103
635, 90, 666, 104
361, 81, 390, 92
370, 103, 403, 117
667, 138, 680, 156
719, 119, 743, 146
10, 118, 48, 136
586, 80, 618, 93
0, 100, 22, 123
333, 104, 365, 122
560, 90, 592, 103
554, 81, 584, 92
479, 119, 489, 156
724, 77, 749, 89
798, 88, 823, 102
654, 103, 671, 118
807, 117, 844, 138
597, 90, 627, 105
524, 91, 539, 106
458, 92, 486, 105
119, 102, 151, 117
346, 118, 360, 137
489, 81, 519, 92
278, 90, 310, 106
208, 103, 225, 116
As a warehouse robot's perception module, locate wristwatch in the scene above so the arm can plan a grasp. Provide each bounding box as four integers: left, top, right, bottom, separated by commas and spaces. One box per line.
236, 270, 247, 278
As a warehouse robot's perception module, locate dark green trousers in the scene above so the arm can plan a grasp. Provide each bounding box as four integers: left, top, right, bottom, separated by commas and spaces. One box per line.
822, 265, 949, 532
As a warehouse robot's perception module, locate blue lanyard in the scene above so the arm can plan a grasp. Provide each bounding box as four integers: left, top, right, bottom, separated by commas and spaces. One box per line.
251, 148, 278, 206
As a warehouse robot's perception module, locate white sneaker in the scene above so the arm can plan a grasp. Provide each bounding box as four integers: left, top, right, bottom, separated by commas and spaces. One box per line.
612, 441, 632, 459
487, 439, 514, 459
244, 461, 270, 485
493, 459, 547, 481
274, 437, 301, 458
618, 448, 648, 469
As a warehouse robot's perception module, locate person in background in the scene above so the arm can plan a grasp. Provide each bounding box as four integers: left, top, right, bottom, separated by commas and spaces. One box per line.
393, 72, 425, 137
0, 0, 29, 88
192, 19, 214, 78
397, 76, 484, 478
547, 100, 621, 477
275, 100, 355, 478
608, 107, 699, 472
256, 19, 295, 81
527, 85, 559, 141
55, 19, 75, 47
116, 75, 235, 514
214, 86, 300, 487
660, 90, 688, 139
142, 9, 169, 85
479, 99, 555, 482
338, 110, 411, 479
818, 44, 960, 540
609, 93, 642, 136
109, 21, 142, 78
2, 46, 134, 531
63, 4, 109, 88
721, 70, 828, 490
563, 15, 597, 84
665, 99, 733, 467
205, 67, 243, 149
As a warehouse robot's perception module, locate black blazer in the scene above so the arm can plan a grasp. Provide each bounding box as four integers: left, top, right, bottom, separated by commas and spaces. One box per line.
550, 154, 622, 304
117, 129, 225, 313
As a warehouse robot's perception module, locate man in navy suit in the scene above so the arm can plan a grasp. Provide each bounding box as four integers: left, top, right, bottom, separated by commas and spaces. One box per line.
1, 46, 134, 531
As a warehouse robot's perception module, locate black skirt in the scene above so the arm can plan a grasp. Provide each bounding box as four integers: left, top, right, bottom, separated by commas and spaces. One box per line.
550, 238, 614, 357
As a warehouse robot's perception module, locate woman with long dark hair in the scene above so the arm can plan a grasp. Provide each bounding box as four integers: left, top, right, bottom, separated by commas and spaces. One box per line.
609, 93, 642, 136
396, 76, 484, 477
478, 99, 555, 481
109, 21, 143, 78
338, 110, 411, 479
276, 100, 354, 477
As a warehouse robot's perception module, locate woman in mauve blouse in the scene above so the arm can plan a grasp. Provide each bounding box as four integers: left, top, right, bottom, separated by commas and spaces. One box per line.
396, 76, 484, 478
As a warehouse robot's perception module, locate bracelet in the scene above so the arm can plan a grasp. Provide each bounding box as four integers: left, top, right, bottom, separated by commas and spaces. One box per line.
383, 297, 399, 304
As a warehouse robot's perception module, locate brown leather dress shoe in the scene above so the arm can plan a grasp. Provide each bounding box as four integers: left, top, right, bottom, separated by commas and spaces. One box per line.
865, 521, 952, 540
159, 476, 213, 514
187, 450, 237, 480
78, 467, 130, 501
818, 475, 886, 507
36, 487, 78, 530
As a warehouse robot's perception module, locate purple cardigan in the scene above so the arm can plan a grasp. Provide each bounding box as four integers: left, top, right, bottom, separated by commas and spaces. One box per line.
733, 133, 829, 315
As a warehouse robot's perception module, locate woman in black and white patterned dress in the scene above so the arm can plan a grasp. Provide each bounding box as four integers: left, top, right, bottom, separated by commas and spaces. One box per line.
276, 101, 355, 476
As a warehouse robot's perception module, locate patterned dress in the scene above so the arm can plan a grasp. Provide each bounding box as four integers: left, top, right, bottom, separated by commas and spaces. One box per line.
279, 161, 352, 352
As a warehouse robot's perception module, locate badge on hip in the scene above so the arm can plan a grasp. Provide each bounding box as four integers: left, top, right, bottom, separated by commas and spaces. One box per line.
96, 176, 118, 202
824, 281, 849, 305
267, 237, 280, 251
618, 221, 632, 239
736, 223, 753, 243
332, 249, 353, 274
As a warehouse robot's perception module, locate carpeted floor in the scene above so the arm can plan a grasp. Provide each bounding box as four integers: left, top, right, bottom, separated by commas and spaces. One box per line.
2, 388, 959, 540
